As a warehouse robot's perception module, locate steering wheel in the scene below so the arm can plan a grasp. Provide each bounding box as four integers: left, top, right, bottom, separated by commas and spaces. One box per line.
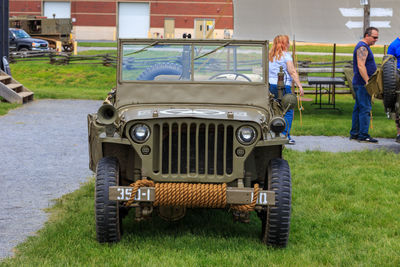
208, 72, 252, 82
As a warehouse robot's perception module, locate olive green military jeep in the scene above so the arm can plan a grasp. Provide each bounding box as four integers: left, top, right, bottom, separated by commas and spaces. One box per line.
88, 39, 295, 247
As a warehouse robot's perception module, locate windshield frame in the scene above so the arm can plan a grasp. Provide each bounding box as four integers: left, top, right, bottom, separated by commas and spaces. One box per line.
118, 39, 269, 85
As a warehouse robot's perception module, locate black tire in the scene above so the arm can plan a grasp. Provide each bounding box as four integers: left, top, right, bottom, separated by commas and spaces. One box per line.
137, 63, 182, 80
95, 157, 122, 243
382, 55, 398, 110
260, 158, 291, 248
18, 47, 29, 57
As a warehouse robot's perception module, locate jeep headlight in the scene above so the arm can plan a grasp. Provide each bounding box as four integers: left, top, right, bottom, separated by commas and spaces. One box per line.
130, 124, 151, 143
32, 42, 40, 47
236, 126, 257, 145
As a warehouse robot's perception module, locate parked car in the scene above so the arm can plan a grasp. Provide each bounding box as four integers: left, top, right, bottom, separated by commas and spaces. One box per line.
9, 28, 49, 51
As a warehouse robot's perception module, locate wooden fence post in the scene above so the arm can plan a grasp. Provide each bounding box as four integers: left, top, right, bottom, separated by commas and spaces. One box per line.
332, 43, 336, 104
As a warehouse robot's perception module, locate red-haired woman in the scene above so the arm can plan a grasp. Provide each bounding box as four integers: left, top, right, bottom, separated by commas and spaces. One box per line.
269, 35, 304, 144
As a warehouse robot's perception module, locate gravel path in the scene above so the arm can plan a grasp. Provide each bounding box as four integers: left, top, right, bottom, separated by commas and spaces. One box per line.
287, 136, 400, 153
0, 99, 100, 259
0, 99, 399, 260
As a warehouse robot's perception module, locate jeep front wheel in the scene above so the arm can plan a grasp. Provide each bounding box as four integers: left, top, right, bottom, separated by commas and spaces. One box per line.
260, 158, 291, 248
95, 157, 122, 243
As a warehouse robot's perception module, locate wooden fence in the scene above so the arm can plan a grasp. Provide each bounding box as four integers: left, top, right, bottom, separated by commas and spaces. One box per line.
9, 51, 117, 67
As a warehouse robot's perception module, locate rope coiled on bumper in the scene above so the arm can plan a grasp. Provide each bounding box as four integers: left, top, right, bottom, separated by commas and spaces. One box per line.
124, 180, 259, 212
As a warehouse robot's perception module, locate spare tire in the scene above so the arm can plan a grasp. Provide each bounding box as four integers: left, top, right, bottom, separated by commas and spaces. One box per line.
382, 55, 398, 110
137, 63, 182, 81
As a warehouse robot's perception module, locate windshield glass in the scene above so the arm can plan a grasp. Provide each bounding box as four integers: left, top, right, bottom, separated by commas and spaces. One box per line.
11, 29, 30, 38
121, 43, 264, 83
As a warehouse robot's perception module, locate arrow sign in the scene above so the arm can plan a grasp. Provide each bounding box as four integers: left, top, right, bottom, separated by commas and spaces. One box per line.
345, 20, 391, 29
370, 21, 391, 28
339, 8, 393, 17
345, 21, 363, 29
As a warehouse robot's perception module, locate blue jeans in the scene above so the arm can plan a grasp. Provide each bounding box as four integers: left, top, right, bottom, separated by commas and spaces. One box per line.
269, 84, 294, 138
350, 84, 371, 139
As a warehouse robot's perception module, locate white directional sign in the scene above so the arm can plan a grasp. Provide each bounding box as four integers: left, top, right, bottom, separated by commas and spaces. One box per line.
370, 21, 391, 28
340, 7, 393, 29
339, 8, 393, 17
345, 20, 391, 29
345, 21, 363, 29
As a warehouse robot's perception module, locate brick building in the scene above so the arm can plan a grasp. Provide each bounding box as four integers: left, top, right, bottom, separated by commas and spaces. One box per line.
9, 0, 234, 40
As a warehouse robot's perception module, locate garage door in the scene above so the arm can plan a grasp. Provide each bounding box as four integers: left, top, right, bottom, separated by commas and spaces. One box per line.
44, 2, 71, 19
118, 2, 150, 38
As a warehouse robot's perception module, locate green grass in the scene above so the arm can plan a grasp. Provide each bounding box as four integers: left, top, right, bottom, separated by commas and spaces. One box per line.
297, 54, 353, 64
76, 50, 118, 56
1, 149, 399, 266
296, 54, 384, 64
10, 56, 116, 100
78, 42, 117, 48
0, 99, 19, 115
294, 44, 387, 55
291, 94, 396, 138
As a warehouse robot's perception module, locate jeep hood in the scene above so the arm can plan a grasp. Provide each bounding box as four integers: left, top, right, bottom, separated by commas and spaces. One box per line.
115, 82, 271, 111
119, 104, 270, 124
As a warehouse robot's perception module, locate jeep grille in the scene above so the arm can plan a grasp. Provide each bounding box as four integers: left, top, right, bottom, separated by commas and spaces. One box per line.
153, 121, 233, 176
127, 118, 259, 182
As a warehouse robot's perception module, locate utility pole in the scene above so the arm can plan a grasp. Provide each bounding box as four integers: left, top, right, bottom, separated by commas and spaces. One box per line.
0, 0, 9, 71
362, 0, 370, 34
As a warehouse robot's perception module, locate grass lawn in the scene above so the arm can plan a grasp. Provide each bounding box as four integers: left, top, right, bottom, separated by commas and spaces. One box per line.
9, 54, 116, 100
291, 94, 396, 138
0, 100, 19, 116
78, 42, 117, 48
294, 44, 387, 55
1, 149, 399, 266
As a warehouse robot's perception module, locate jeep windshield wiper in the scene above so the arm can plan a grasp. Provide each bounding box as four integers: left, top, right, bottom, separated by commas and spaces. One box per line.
123, 41, 159, 56
194, 42, 231, 60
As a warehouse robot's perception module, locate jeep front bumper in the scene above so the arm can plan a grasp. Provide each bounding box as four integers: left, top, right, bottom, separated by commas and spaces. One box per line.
109, 186, 275, 206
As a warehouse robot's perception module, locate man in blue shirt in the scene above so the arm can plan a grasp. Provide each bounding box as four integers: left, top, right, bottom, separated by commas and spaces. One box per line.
350, 27, 379, 143
387, 37, 400, 143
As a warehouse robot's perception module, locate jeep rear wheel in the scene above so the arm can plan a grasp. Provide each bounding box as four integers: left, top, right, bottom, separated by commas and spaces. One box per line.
382, 55, 398, 111
95, 157, 122, 243
260, 158, 291, 248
